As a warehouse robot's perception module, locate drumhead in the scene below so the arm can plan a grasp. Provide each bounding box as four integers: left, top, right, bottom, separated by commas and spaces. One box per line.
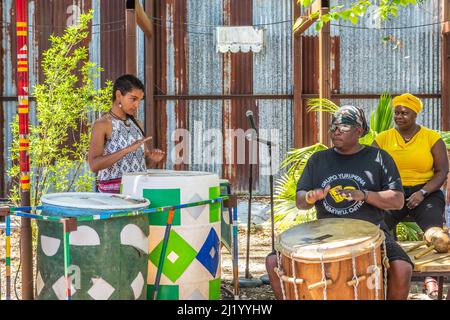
276, 218, 384, 262
124, 169, 215, 177
41, 192, 150, 216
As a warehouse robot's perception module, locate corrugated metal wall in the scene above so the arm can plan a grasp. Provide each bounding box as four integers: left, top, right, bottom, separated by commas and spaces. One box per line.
0, 0, 444, 196
336, 0, 441, 129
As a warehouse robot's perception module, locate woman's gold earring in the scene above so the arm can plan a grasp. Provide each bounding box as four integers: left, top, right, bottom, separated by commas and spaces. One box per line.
119, 103, 122, 108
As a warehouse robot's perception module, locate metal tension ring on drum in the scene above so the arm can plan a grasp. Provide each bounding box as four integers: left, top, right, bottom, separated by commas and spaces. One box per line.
274, 267, 304, 284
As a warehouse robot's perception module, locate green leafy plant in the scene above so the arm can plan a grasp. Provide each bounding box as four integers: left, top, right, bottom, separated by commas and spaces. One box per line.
297, 0, 425, 31
274, 143, 327, 231
438, 131, 450, 149
7, 11, 112, 207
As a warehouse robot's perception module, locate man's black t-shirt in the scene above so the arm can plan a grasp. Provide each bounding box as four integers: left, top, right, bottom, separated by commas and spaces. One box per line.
296, 146, 403, 228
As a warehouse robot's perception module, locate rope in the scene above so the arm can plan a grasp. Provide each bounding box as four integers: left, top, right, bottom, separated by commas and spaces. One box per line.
320, 253, 327, 300
290, 253, 299, 300
351, 249, 359, 300
382, 239, 388, 300
372, 244, 380, 300
276, 250, 286, 300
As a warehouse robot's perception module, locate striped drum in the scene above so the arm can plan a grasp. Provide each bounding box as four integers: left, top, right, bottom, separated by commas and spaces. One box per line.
37, 192, 150, 300
121, 170, 221, 300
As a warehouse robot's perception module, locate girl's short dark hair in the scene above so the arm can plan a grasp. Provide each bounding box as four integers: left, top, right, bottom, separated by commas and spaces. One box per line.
112, 74, 145, 101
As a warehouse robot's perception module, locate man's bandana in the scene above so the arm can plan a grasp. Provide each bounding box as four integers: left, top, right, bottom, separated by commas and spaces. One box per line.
331, 105, 369, 136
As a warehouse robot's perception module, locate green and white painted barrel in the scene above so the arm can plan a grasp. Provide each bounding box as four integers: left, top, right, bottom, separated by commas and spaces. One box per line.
121, 170, 221, 300
36, 192, 150, 300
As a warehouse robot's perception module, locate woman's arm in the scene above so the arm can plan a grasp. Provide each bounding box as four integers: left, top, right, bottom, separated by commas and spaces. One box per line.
423, 139, 449, 193
88, 120, 146, 173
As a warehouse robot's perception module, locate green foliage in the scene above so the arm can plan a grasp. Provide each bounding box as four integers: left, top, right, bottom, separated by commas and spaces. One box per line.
7, 11, 112, 207
297, 0, 425, 31
273, 143, 327, 230
370, 93, 394, 133
438, 131, 450, 149
396, 222, 423, 241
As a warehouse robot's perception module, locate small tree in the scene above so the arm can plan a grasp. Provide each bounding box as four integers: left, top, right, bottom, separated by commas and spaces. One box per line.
8, 11, 112, 207
297, 0, 426, 31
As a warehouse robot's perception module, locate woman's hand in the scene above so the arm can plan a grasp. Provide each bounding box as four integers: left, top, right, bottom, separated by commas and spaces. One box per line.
406, 191, 425, 209
145, 149, 165, 162
126, 137, 151, 154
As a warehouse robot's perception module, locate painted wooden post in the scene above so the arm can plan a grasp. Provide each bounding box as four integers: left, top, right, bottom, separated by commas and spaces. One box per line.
15, 0, 33, 300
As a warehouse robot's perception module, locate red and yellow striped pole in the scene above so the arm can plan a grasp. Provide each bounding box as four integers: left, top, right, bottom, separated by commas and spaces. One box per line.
16, 0, 33, 300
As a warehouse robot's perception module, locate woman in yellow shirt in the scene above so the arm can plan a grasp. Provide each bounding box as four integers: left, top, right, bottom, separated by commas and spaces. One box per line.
373, 93, 449, 298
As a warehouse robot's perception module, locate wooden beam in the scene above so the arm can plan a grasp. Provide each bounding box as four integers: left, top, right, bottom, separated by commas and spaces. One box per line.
442, 0, 450, 130
293, 0, 304, 147
125, 8, 137, 75
318, 6, 331, 145
293, 15, 318, 37
145, 0, 156, 147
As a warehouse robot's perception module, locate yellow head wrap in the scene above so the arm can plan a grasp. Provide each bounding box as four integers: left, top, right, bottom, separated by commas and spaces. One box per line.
392, 93, 423, 114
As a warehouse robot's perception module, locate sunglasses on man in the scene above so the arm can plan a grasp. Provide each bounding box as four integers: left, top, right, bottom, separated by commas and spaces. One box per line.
329, 123, 359, 133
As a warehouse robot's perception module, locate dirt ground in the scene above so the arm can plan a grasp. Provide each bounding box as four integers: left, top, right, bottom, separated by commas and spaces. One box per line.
0, 217, 449, 300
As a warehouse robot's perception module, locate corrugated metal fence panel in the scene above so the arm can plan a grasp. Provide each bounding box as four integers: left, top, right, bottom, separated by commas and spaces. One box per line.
255, 99, 293, 194
335, 1, 441, 128
187, 0, 223, 175
253, 0, 293, 194
2, 0, 17, 195
136, 0, 146, 124
100, 0, 126, 84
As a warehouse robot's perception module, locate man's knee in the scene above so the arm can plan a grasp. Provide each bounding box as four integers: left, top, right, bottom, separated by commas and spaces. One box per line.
265, 252, 277, 274
389, 259, 413, 281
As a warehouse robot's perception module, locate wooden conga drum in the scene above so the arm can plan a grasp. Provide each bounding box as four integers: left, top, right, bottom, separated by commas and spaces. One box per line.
275, 218, 387, 300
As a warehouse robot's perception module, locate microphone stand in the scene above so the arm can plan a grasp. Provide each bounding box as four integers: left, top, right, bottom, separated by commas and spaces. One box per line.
259, 139, 275, 285
238, 132, 262, 288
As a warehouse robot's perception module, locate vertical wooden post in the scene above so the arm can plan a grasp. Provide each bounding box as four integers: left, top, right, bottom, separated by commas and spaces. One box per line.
318, 1, 331, 145
125, 3, 137, 75
145, 0, 156, 148
441, 0, 450, 130
293, 0, 304, 148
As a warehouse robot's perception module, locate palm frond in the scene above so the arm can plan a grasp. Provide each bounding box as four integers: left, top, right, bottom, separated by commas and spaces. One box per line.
306, 98, 339, 114
396, 222, 422, 241
438, 131, 450, 149
273, 144, 328, 228
359, 129, 378, 146
281, 143, 328, 176
370, 93, 393, 134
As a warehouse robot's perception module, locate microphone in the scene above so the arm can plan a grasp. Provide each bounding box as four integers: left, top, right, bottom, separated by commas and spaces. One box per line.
246, 110, 258, 135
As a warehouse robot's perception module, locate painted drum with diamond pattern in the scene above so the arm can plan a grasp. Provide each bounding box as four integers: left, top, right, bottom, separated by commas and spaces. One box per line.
36, 193, 150, 300
121, 170, 221, 300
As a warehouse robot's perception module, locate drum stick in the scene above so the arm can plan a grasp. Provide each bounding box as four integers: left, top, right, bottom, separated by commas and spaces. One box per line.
151, 209, 175, 300
414, 245, 435, 259
142, 136, 152, 143
415, 253, 450, 266
406, 241, 427, 253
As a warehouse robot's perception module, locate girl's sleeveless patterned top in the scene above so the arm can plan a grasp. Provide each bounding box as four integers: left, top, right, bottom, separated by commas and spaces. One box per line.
97, 117, 146, 182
